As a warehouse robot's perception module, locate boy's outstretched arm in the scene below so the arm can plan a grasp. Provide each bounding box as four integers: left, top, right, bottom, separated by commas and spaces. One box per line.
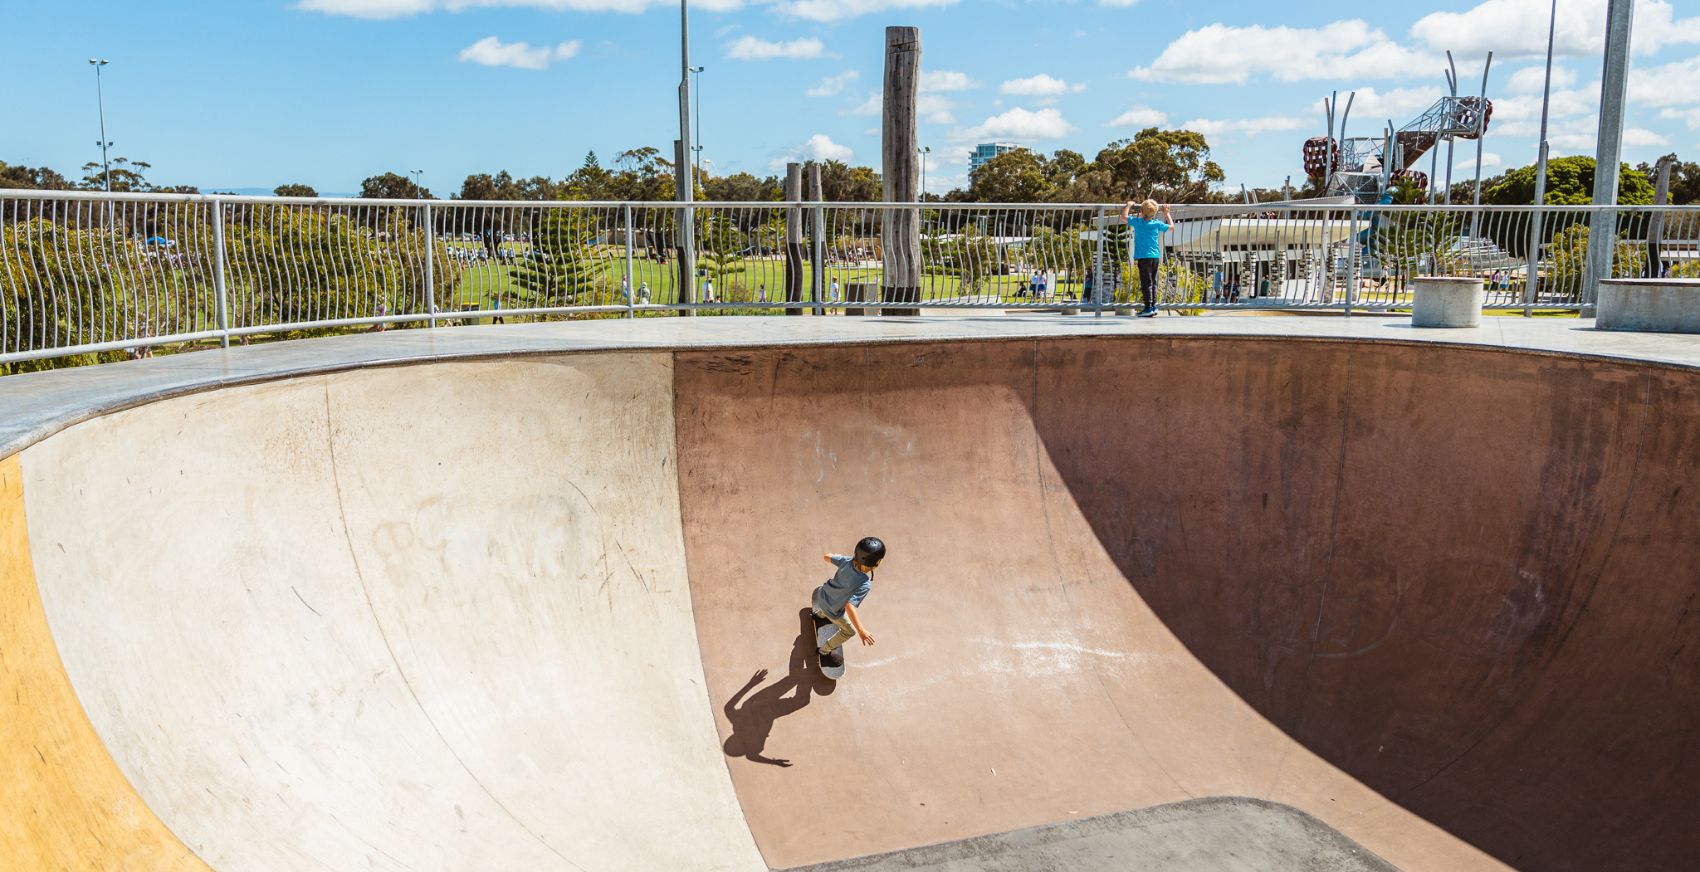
823, 553, 837, 565
845, 602, 876, 646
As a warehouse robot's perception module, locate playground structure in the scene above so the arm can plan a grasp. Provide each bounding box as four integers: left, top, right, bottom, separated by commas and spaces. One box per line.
1305, 95, 1493, 203
1305, 54, 1495, 205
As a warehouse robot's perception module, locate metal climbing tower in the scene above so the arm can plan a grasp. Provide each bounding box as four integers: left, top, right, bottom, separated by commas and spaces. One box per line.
1304, 95, 1493, 203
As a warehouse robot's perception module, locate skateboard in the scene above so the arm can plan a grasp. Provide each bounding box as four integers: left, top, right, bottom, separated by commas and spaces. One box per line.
813, 613, 846, 680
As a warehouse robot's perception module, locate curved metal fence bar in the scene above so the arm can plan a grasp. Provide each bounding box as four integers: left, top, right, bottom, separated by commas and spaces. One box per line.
3, 190, 1697, 368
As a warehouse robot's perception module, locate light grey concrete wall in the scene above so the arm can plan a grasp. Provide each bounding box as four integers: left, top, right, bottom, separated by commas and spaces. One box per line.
1598, 279, 1700, 334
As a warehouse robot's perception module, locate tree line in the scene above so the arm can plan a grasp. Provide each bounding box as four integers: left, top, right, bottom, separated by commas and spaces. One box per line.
6, 134, 1694, 208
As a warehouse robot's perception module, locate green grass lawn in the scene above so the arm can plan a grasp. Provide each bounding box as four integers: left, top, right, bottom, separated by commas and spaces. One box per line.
444, 247, 1098, 312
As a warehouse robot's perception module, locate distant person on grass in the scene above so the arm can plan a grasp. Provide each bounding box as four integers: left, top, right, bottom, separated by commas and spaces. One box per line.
1121, 199, 1172, 318
812, 537, 885, 669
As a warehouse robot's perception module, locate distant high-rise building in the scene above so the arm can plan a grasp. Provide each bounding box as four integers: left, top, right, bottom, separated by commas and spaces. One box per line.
969, 142, 1023, 173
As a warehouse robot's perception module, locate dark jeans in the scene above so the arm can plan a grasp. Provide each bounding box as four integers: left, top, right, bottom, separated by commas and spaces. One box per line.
1136, 258, 1160, 310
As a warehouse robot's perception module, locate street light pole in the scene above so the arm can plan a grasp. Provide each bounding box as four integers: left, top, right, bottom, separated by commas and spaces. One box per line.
409, 169, 424, 194
88, 59, 112, 192
690, 66, 705, 187
1585, 0, 1636, 307
677, 0, 697, 310
919, 146, 931, 201
1526, 0, 1558, 310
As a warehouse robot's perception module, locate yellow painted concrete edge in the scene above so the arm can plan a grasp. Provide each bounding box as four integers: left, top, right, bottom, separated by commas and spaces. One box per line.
0, 454, 211, 872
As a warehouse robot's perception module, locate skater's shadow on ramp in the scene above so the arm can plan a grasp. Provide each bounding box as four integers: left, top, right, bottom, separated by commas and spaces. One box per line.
722, 608, 838, 768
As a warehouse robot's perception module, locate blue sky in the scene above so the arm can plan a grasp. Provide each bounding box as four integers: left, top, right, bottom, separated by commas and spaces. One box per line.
5, 0, 1698, 196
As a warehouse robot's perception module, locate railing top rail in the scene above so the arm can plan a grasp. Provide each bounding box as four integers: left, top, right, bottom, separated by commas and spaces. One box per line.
3, 188, 1698, 213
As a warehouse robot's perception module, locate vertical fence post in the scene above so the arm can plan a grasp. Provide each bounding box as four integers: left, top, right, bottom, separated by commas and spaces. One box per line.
1345, 210, 1359, 318
1091, 207, 1106, 316
211, 198, 231, 348
624, 203, 636, 318
812, 204, 827, 317
1524, 205, 1540, 317
423, 202, 437, 328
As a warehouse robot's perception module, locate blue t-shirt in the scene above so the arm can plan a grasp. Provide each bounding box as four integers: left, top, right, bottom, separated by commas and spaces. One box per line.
1127, 216, 1170, 260
813, 555, 872, 619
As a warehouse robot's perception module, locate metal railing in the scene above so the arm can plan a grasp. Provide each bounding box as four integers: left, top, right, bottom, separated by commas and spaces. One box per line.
3, 189, 1696, 368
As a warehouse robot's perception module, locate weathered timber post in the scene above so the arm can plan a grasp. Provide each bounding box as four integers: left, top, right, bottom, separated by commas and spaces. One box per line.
882, 26, 921, 316
785, 162, 806, 315
808, 162, 826, 316
1647, 155, 1673, 278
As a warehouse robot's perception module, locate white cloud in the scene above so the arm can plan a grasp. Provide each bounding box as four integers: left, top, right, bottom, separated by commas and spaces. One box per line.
1130, 20, 1438, 84
1180, 115, 1306, 138
1343, 87, 1442, 124
1098, 0, 1138, 6
1505, 64, 1578, 95
920, 70, 979, 92
727, 35, 826, 60
1661, 107, 1700, 130
458, 37, 580, 70
769, 133, 854, 170
848, 90, 955, 123
772, 0, 957, 23
918, 94, 956, 124
808, 70, 859, 97
1107, 105, 1168, 128
1488, 83, 1600, 137
1629, 56, 1700, 109
1000, 74, 1085, 97
1524, 109, 1673, 151
1410, 0, 1700, 59
1551, 126, 1669, 150
961, 107, 1075, 141
300, 0, 745, 19
803, 133, 853, 161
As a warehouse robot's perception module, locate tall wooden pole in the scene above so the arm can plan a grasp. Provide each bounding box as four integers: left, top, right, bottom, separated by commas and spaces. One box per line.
784, 162, 805, 315
1647, 155, 1673, 278
882, 26, 921, 316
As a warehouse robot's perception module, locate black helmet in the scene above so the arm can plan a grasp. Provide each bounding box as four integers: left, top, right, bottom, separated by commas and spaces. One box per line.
854, 537, 886, 568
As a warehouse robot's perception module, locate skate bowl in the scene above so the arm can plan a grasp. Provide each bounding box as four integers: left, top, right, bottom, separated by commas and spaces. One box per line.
1, 318, 1696, 871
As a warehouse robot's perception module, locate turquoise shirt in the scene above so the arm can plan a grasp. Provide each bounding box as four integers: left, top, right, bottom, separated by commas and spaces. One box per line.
1127, 216, 1170, 260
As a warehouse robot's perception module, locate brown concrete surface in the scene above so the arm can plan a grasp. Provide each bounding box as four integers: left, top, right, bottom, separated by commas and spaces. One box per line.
0, 455, 211, 871
676, 337, 1700, 872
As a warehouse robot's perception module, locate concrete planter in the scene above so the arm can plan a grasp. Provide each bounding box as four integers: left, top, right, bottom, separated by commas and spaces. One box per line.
1597, 279, 1700, 334
1410, 277, 1485, 328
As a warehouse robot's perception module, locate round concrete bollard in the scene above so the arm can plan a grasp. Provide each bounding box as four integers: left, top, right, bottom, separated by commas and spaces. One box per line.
1410, 277, 1485, 328
1597, 279, 1700, 334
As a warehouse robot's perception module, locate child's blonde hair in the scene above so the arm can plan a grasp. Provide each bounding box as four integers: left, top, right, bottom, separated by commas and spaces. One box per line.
1140, 199, 1160, 219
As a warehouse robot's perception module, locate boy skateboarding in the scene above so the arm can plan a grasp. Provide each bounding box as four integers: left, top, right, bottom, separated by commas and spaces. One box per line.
812, 537, 884, 675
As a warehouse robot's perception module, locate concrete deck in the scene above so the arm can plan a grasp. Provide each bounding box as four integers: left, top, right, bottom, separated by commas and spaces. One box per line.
4, 314, 1698, 459
790, 798, 1396, 872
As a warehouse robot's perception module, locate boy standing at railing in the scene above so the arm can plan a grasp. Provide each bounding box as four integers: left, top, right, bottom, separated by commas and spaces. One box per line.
1121, 199, 1172, 317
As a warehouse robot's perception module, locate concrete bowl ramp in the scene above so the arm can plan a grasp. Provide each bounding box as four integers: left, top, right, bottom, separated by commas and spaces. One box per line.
1, 325, 1697, 871
10, 356, 763, 871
